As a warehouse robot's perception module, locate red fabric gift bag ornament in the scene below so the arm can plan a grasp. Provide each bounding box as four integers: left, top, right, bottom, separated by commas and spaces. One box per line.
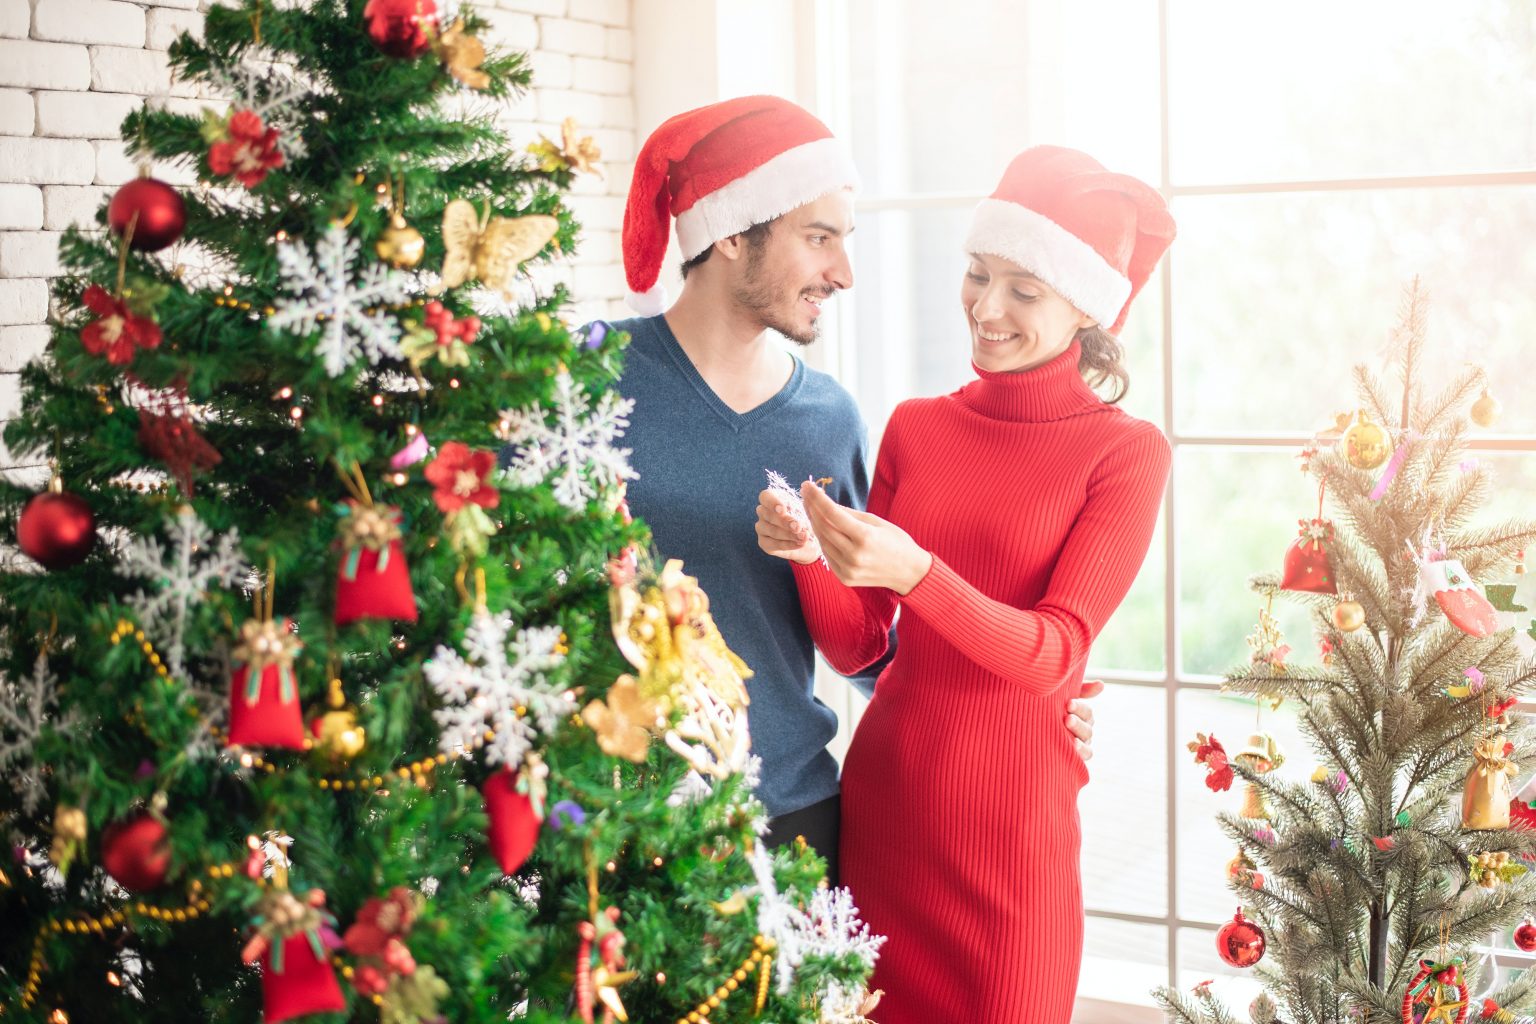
485, 754, 548, 875
1282, 517, 1337, 595
334, 498, 418, 625
228, 611, 306, 750
242, 888, 346, 1024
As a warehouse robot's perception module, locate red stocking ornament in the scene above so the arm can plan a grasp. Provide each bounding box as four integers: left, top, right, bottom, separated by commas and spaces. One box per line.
1418, 556, 1498, 637
228, 617, 305, 749
485, 755, 547, 874
334, 500, 417, 624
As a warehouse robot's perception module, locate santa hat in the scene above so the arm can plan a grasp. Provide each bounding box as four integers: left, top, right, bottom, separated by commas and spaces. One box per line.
963, 146, 1175, 335
622, 95, 859, 314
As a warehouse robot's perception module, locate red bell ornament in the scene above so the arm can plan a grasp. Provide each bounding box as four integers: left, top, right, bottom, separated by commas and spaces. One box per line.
227, 617, 306, 749
101, 812, 171, 892
1281, 517, 1337, 595
17, 479, 95, 570
108, 176, 186, 252
334, 501, 417, 625
1216, 907, 1266, 968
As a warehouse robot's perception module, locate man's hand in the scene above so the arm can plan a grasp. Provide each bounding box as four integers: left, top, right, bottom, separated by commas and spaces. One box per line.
800, 482, 932, 594
1068, 679, 1103, 762
755, 489, 822, 565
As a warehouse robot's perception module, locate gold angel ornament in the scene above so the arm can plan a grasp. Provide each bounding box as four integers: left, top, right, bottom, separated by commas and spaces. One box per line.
439, 198, 558, 297
609, 557, 751, 712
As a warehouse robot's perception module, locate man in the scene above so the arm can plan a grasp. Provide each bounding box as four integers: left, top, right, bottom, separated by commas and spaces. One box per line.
609, 96, 1096, 882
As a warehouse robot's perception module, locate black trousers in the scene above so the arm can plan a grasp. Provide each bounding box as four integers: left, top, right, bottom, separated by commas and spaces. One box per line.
764, 793, 841, 886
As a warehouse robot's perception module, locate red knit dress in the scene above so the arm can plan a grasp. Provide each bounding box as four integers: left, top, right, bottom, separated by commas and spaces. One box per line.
791, 340, 1171, 1023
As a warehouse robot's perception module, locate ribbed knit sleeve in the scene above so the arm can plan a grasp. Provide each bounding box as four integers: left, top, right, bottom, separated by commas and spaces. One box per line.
790, 418, 902, 674
898, 423, 1170, 695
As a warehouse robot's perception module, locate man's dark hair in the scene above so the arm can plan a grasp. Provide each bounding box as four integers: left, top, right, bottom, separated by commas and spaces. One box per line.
679, 218, 776, 279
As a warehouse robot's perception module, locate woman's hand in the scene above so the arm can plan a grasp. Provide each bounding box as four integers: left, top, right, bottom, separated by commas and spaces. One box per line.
800, 481, 933, 594
1068, 680, 1102, 762
755, 489, 822, 565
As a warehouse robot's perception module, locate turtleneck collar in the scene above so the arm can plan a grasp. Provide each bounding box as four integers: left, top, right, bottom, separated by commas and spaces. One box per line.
955, 338, 1104, 422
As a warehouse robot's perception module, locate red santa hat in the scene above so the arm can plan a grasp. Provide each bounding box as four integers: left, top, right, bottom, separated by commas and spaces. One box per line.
622, 95, 859, 314
963, 146, 1175, 334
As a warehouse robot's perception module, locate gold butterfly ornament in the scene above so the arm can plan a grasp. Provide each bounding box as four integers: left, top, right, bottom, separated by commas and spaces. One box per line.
438, 198, 558, 298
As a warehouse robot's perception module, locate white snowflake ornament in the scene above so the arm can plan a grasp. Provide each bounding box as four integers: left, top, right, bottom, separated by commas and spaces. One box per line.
0, 653, 67, 816
499, 370, 636, 512
427, 611, 576, 767
269, 223, 411, 377
118, 507, 246, 680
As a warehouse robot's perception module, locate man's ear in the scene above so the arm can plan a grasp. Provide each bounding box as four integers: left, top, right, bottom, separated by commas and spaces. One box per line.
714, 233, 747, 262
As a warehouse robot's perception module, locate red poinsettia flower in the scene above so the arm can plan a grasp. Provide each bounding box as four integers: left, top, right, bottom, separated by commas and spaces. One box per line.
344, 887, 419, 996
1188, 732, 1234, 792
80, 284, 161, 365
425, 442, 499, 514
208, 110, 284, 188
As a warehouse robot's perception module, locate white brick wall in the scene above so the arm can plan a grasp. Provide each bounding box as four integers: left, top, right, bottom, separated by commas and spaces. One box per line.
0, 0, 637, 470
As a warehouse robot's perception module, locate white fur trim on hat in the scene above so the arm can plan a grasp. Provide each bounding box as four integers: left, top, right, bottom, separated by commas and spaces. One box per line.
626, 281, 668, 316
673, 137, 859, 260
963, 198, 1131, 328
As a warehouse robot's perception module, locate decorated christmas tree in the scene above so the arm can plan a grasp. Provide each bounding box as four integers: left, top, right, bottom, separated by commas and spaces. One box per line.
0, 2, 881, 1021
1156, 281, 1536, 1024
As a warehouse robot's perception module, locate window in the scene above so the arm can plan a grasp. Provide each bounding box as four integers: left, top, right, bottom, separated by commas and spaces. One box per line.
812, 0, 1536, 1015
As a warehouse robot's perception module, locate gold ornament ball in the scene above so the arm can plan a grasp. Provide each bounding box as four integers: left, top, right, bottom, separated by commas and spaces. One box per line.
1471, 389, 1501, 428
375, 213, 425, 269
312, 707, 367, 762
1341, 414, 1391, 470
1332, 599, 1365, 633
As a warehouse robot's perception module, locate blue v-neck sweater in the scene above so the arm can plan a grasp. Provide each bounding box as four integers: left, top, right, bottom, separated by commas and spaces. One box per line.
611, 315, 871, 817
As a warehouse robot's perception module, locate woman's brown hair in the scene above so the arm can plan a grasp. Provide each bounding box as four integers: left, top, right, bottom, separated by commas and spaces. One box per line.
1076, 325, 1129, 404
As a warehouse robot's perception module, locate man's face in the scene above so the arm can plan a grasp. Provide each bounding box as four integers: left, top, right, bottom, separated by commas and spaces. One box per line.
732, 190, 855, 346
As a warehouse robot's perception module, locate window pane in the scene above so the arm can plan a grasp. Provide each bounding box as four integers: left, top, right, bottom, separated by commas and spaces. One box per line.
1171, 186, 1536, 436
1082, 684, 1167, 916
848, 206, 975, 433
1176, 448, 1323, 678
1168, 1, 1536, 182
845, 0, 1159, 197
1175, 688, 1318, 925
1081, 917, 1168, 1008
1089, 513, 1166, 675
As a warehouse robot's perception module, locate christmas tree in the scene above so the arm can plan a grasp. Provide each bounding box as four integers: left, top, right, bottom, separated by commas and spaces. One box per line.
1156, 280, 1536, 1024
0, 2, 881, 1022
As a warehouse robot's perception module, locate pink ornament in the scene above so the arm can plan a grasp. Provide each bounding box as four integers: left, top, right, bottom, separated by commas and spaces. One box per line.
390, 431, 429, 469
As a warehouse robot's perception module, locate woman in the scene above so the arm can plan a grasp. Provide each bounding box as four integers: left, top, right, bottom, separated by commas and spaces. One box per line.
755, 146, 1174, 1023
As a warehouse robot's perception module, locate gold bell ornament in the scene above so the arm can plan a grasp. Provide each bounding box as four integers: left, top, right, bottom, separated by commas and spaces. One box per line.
1462, 734, 1517, 830
1234, 732, 1285, 820
374, 175, 425, 270
1341, 411, 1392, 470
309, 677, 366, 763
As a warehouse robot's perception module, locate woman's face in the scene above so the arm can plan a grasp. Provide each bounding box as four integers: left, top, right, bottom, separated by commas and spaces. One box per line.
960, 252, 1096, 374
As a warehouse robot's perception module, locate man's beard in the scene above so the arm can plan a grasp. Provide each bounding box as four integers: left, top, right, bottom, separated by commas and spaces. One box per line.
734, 246, 822, 346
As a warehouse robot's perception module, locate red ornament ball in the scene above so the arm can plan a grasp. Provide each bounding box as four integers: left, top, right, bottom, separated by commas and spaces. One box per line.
101, 813, 171, 892
108, 177, 186, 252
17, 489, 95, 570
1216, 907, 1266, 968
1516, 919, 1536, 952
363, 0, 438, 57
